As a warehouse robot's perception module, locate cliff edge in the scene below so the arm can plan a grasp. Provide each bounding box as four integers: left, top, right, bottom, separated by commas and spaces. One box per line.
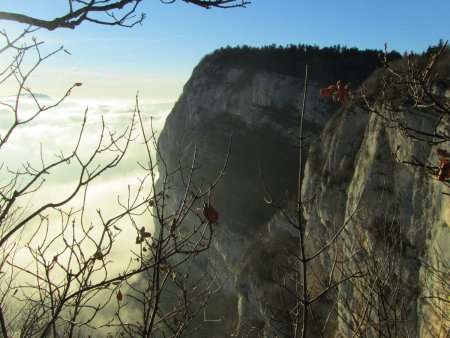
156, 45, 449, 337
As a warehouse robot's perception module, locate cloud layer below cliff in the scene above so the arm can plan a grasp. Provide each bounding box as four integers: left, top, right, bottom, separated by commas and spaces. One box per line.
0, 96, 171, 270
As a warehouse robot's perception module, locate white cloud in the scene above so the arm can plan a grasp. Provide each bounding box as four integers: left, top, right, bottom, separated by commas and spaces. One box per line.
1, 98, 170, 264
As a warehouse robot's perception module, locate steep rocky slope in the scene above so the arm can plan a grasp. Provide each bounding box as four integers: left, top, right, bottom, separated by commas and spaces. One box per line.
156, 46, 449, 337
302, 102, 449, 337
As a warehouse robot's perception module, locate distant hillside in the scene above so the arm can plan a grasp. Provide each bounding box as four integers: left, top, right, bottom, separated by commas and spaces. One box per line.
0, 93, 53, 102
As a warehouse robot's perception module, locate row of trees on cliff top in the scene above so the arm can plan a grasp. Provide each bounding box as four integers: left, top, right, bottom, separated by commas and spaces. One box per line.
199, 43, 402, 84
0, 1, 448, 338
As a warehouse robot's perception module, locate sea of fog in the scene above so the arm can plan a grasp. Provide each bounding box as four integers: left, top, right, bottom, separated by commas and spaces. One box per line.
0, 95, 173, 275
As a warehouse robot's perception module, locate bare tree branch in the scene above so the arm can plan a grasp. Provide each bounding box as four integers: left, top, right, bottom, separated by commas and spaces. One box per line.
0, 0, 250, 30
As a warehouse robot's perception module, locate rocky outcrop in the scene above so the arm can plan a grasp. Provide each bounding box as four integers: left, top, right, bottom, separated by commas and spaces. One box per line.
302, 101, 449, 337
156, 46, 449, 337
158, 58, 330, 335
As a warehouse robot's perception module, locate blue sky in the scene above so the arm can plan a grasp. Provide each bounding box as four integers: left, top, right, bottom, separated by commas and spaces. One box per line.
1, 0, 449, 102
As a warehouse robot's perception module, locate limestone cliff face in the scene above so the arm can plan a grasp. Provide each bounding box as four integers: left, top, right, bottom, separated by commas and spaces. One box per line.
158, 57, 332, 334
157, 47, 449, 337
302, 101, 449, 337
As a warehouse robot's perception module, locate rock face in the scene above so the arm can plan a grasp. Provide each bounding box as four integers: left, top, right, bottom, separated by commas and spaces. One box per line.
302, 102, 449, 337
157, 46, 449, 337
